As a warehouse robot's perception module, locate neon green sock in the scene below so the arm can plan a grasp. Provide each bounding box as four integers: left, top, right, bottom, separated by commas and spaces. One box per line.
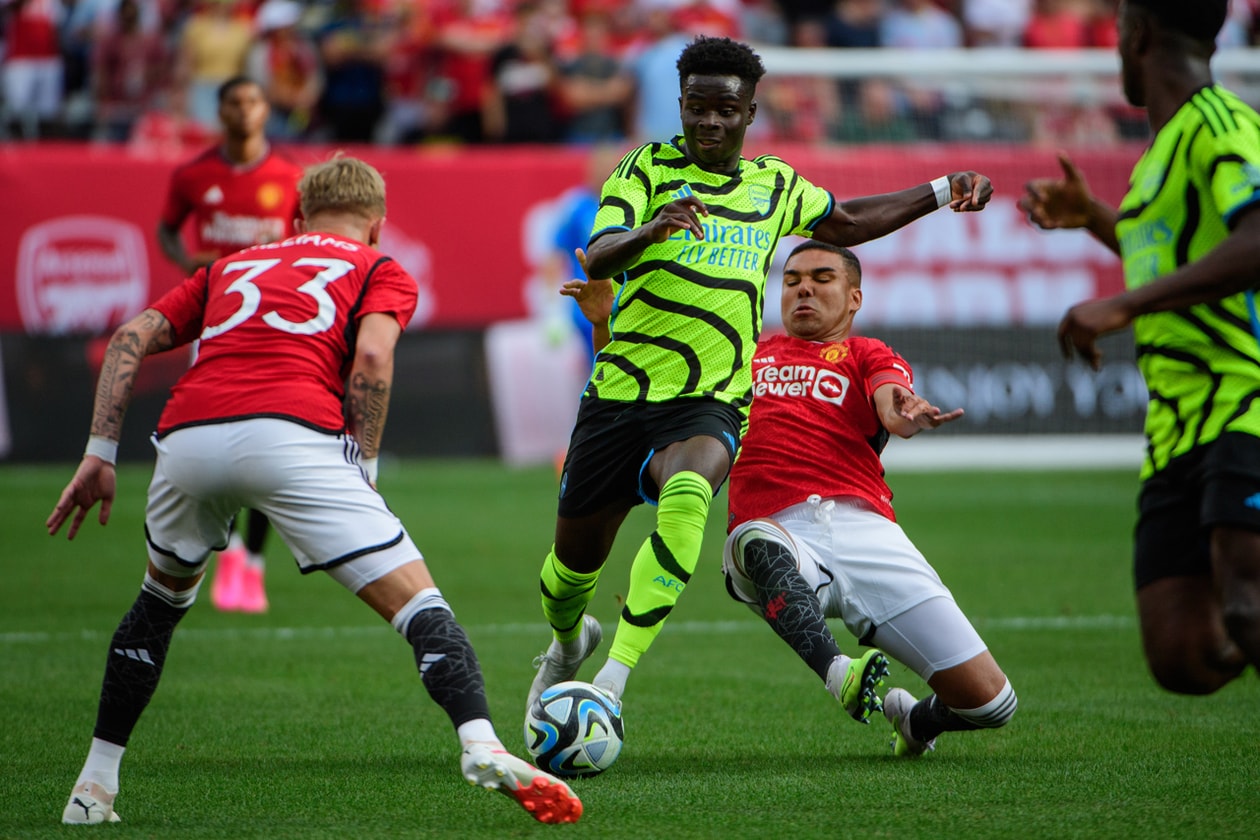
608, 471, 713, 668
540, 547, 600, 643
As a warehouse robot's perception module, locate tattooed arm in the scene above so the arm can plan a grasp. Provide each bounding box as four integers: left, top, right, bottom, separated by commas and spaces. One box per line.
48, 308, 176, 539
346, 312, 403, 468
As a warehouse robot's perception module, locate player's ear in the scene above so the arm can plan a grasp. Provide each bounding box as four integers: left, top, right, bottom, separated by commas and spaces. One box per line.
850, 286, 863, 314
747, 100, 756, 125
294, 217, 307, 234
369, 217, 384, 248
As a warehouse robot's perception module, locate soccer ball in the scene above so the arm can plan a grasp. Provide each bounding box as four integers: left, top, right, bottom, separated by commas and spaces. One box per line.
524, 681, 624, 778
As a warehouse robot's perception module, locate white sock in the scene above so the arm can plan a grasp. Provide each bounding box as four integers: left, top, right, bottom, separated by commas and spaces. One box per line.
77, 738, 125, 793
592, 659, 631, 700
456, 719, 500, 750
824, 654, 854, 699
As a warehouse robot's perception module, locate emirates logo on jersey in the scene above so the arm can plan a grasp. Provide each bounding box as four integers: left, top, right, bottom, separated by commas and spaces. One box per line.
202, 185, 224, 205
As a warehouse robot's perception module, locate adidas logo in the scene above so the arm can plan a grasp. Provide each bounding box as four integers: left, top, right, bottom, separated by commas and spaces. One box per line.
114, 647, 155, 665
419, 652, 446, 675
671, 184, 695, 201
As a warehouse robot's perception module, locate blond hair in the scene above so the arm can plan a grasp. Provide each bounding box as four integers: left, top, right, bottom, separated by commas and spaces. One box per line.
299, 155, 387, 221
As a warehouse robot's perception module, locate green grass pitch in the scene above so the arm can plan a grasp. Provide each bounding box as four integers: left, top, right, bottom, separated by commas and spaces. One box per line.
2, 459, 1257, 839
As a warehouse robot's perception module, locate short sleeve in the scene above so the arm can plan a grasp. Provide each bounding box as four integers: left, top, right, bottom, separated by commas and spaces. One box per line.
359, 259, 419, 330
861, 339, 914, 393
590, 145, 652, 244
1200, 128, 1260, 228
784, 168, 835, 238
148, 269, 210, 346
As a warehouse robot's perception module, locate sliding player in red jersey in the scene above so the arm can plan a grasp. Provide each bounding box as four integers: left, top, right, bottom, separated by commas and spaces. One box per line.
722, 241, 1016, 756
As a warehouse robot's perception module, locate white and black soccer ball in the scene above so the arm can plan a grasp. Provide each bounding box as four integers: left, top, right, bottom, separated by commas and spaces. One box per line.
524, 680, 624, 778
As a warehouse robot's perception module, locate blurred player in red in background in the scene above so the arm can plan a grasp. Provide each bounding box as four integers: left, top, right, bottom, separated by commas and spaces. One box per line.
156, 75, 304, 614
48, 155, 582, 826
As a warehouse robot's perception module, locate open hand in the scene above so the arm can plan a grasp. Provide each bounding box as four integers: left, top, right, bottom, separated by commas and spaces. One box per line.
1020, 153, 1095, 230
558, 248, 615, 326
47, 456, 116, 540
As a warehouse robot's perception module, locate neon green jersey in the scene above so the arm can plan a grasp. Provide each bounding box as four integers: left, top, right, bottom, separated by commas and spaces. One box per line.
586, 137, 834, 407
1116, 84, 1260, 478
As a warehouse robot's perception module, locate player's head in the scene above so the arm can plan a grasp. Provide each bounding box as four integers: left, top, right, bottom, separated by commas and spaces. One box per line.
217, 76, 269, 140
1118, 0, 1226, 107
676, 37, 764, 173
298, 155, 388, 246
780, 241, 863, 343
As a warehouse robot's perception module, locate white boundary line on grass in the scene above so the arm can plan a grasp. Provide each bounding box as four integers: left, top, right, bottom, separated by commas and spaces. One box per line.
0, 614, 1134, 646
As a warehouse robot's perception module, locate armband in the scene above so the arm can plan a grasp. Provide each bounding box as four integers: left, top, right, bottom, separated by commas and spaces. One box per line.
84, 436, 118, 465
931, 176, 952, 209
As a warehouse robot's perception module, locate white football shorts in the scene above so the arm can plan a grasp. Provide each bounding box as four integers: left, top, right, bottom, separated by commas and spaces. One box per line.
145, 419, 420, 592
723, 495, 987, 679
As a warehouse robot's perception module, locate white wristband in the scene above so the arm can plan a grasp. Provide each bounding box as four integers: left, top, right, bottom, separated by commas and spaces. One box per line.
361, 457, 379, 484
84, 436, 118, 465
931, 176, 952, 209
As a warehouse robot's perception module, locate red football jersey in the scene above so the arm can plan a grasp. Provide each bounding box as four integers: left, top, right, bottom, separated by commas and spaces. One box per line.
150, 233, 419, 435
727, 333, 914, 529
159, 146, 303, 258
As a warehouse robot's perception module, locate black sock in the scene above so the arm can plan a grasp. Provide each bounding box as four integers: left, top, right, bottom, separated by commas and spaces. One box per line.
405, 608, 491, 729
909, 695, 980, 742
742, 538, 842, 680
93, 589, 188, 746
244, 509, 269, 555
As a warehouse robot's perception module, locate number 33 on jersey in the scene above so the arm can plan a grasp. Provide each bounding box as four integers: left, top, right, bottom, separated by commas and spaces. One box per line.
150, 232, 419, 436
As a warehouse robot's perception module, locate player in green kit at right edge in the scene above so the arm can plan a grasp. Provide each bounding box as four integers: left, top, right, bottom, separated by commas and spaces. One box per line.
1021, 0, 1260, 694
526, 35, 995, 721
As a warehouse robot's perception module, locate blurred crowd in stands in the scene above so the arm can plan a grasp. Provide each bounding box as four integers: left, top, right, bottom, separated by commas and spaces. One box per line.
1, 0, 1258, 146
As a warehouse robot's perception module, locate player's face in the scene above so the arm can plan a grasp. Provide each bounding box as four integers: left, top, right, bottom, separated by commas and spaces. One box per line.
780, 249, 862, 343
219, 82, 270, 140
679, 75, 756, 174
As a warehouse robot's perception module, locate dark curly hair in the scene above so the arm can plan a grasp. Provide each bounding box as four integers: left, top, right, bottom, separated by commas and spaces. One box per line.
1127, 0, 1227, 44
676, 37, 766, 94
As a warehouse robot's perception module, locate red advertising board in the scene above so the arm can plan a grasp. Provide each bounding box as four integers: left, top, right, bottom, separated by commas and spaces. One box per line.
0, 142, 1134, 335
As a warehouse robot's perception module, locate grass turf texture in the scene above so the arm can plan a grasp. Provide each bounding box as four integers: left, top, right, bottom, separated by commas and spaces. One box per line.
2, 460, 1258, 839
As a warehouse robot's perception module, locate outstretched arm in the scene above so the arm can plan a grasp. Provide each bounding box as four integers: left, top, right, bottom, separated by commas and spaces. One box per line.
345, 312, 402, 484
1019, 153, 1120, 255
47, 308, 176, 539
874, 383, 964, 440
813, 171, 993, 247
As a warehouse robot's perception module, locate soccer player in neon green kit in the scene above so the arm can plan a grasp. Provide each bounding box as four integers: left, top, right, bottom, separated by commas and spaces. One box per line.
1021, 0, 1260, 694
527, 35, 995, 716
